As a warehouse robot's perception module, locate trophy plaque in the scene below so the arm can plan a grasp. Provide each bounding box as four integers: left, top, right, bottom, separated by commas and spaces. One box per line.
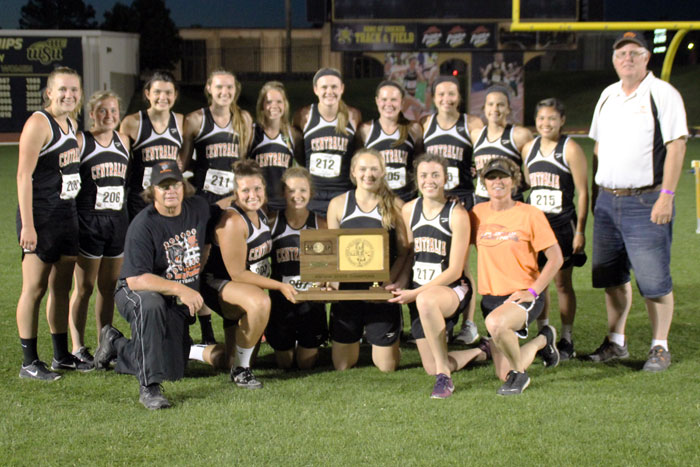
295, 228, 393, 301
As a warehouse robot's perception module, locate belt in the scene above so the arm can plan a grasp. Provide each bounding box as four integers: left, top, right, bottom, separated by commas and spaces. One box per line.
599, 185, 659, 197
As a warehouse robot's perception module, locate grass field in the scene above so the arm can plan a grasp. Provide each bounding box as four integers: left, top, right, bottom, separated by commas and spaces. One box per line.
1, 138, 700, 465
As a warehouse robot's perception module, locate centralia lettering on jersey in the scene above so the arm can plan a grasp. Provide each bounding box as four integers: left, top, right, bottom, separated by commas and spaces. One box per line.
426, 145, 464, 161
141, 145, 179, 162
256, 152, 291, 168
249, 239, 272, 262
414, 236, 447, 256
310, 136, 349, 152
275, 246, 299, 263
205, 142, 239, 159
528, 171, 561, 189
90, 161, 128, 179
381, 148, 409, 164
58, 148, 80, 167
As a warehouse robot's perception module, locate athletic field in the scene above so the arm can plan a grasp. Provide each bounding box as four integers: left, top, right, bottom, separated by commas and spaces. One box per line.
1, 139, 699, 465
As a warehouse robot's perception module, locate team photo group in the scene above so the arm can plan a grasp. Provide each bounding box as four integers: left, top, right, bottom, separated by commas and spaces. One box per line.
15, 30, 688, 410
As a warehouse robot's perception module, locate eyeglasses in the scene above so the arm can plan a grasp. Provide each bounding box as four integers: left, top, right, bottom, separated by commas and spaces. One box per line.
613, 50, 647, 60
155, 181, 183, 191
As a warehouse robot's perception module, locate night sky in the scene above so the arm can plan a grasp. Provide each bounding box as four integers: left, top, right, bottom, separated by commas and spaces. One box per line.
0, 0, 314, 29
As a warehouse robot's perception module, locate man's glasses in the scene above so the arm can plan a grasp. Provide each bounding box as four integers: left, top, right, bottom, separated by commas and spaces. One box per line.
613, 50, 647, 60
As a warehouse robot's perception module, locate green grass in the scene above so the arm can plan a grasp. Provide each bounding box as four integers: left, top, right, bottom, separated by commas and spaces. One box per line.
2, 140, 700, 465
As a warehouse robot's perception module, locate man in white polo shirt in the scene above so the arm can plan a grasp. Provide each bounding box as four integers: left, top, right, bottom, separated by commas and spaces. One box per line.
588, 31, 688, 372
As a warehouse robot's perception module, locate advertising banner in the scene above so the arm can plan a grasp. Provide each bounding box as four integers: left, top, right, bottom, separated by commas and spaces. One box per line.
333, 23, 495, 52
470, 51, 524, 124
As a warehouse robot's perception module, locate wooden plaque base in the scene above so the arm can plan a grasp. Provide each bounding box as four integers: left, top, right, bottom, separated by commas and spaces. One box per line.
295, 286, 393, 302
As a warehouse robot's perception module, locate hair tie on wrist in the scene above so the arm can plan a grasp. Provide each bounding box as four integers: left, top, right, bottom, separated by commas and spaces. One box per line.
527, 288, 538, 298
660, 189, 674, 196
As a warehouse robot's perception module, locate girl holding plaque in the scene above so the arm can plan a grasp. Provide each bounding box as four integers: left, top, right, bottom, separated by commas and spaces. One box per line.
389, 153, 479, 399
326, 148, 410, 372
200, 160, 297, 388
357, 80, 423, 202
293, 68, 362, 216
16, 67, 92, 380
422, 76, 484, 347
267, 167, 328, 369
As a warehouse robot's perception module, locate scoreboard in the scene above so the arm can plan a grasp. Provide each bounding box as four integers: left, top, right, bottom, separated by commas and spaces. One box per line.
0, 36, 83, 133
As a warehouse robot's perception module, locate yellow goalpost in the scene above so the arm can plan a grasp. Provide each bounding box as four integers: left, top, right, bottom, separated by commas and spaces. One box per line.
508, 0, 700, 82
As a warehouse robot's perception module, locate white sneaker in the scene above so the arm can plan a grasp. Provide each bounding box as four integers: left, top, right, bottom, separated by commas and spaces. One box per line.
453, 320, 479, 345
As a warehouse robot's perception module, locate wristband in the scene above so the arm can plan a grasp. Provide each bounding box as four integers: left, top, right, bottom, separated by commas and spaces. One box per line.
527, 288, 539, 299
660, 189, 675, 196
575, 231, 584, 236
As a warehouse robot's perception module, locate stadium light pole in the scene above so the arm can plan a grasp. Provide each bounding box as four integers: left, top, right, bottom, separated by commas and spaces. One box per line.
286, 0, 292, 74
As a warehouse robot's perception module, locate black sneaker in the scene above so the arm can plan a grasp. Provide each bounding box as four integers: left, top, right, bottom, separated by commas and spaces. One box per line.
557, 338, 576, 361
19, 360, 61, 381
536, 325, 560, 368
94, 325, 124, 369
587, 337, 629, 362
497, 370, 530, 395
231, 366, 263, 389
73, 346, 94, 365
139, 384, 171, 410
51, 354, 94, 372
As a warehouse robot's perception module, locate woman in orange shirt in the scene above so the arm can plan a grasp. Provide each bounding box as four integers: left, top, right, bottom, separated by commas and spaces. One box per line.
470, 157, 563, 395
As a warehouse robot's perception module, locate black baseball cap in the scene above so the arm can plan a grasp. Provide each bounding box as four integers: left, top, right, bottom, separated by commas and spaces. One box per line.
150, 160, 183, 186
482, 158, 515, 178
613, 31, 649, 50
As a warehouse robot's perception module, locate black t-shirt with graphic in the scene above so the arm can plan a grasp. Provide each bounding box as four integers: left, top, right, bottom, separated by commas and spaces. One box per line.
120, 196, 210, 291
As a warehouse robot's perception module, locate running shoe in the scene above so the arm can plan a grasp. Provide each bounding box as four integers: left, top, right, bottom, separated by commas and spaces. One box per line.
231, 367, 263, 389
19, 360, 61, 381
139, 384, 171, 410
642, 345, 671, 372
453, 320, 480, 345
497, 370, 530, 395
536, 325, 560, 368
430, 373, 454, 399
587, 337, 629, 362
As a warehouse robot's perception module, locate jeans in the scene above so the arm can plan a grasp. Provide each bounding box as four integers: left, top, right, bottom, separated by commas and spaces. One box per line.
592, 189, 673, 298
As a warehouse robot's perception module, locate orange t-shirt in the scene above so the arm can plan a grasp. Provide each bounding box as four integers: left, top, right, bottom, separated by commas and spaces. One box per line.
470, 201, 557, 296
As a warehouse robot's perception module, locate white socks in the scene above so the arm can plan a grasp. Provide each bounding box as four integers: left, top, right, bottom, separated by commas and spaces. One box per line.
609, 332, 625, 347
234, 345, 254, 369
189, 344, 207, 362
651, 339, 669, 351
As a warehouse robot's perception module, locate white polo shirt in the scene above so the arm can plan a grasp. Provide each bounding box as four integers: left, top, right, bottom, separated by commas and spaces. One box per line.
589, 72, 688, 189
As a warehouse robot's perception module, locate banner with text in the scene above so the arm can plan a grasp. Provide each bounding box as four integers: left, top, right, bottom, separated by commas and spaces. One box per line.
332, 23, 495, 52
0, 36, 83, 133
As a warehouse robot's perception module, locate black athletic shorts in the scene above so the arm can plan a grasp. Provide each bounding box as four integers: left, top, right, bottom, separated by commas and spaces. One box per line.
199, 273, 238, 327
266, 291, 328, 351
17, 208, 79, 263
409, 282, 472, 340
481, 293, 545, 339
330, 300, 401, 346
78, 211, 128, 258
538, 219, 574, 270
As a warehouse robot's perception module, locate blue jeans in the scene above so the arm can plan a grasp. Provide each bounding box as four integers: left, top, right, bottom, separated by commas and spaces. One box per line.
592, 189, 673, 298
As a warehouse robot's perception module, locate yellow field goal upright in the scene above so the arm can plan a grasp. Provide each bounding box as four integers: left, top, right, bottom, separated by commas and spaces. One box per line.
509, 0, 700, 82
